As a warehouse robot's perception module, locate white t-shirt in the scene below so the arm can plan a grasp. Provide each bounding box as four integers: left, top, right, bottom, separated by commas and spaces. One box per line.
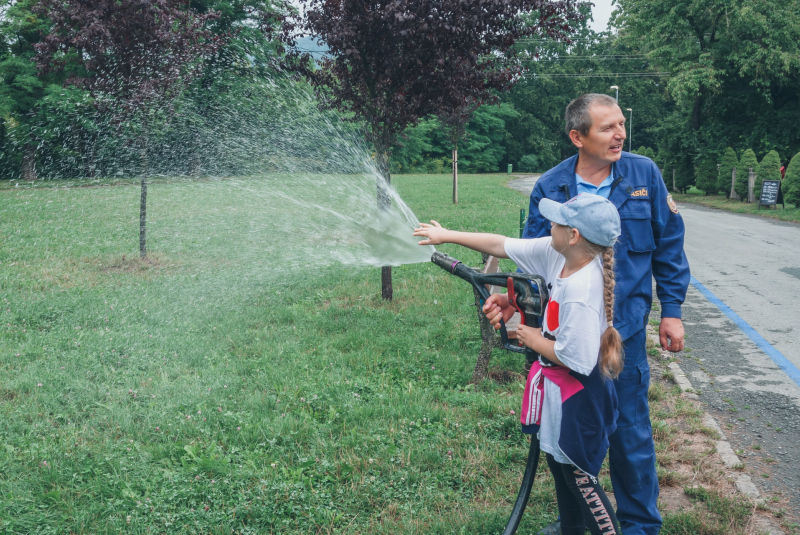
504, 236, 607, 464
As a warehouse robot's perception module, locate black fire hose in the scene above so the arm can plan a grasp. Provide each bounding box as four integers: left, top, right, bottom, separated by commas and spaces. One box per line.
430, 251, 548, 534
502, 436, 541, 535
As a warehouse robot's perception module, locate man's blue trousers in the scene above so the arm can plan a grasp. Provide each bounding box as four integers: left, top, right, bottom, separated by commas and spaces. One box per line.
608, 328, 661, 534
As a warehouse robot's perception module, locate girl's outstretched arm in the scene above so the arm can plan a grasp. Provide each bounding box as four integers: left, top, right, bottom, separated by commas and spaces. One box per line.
413, 220, 509, 258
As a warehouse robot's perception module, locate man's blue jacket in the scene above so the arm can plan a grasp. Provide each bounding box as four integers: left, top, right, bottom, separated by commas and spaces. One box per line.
523, 152, 691, 342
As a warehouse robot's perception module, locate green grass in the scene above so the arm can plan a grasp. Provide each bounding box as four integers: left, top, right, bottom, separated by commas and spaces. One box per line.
0, 174, 767, 533
0, 174, 560, 534
674, 189, 800, 224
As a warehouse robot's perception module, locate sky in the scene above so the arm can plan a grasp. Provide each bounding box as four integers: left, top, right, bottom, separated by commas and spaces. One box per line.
588, 0, 616, 33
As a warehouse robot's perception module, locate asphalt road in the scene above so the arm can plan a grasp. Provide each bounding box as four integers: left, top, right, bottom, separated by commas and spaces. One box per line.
508, 176, 800, 516
681, 204, 800, 372
678, 203, 800, 517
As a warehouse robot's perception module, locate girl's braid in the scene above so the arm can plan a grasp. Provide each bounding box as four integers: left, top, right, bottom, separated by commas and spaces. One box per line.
599, 245, 623, 379
602, 246, 616, 327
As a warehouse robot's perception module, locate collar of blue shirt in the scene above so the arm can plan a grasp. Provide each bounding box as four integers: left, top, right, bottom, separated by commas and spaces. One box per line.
575, 169, 615, 199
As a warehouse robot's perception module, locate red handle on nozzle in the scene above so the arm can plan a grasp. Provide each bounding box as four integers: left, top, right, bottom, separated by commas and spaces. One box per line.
506, 276, 526, 326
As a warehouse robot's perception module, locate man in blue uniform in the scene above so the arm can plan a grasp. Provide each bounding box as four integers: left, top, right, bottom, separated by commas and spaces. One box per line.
522, 93, 690, 534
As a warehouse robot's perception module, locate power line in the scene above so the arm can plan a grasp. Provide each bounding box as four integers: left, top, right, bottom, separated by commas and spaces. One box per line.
522, 55, 649, 61
523, 72, 669, 78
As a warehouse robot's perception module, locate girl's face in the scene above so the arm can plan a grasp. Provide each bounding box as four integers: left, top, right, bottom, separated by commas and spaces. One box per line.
550, 221, 572, 254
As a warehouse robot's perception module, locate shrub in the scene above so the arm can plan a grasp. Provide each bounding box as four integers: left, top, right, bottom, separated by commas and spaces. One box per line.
717, 147, 738, 198
518, 154, 543, 173
674, 157, 695, 193
783, 153, 800, 208
756, 150, 781, 200
735, 149, 758, 201
695, 157, 718, 195
645, 147, 656, 162
425, 158, 448, 174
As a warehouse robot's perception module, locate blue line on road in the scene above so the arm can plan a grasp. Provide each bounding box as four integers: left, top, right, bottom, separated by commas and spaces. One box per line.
690, 276, 800, 389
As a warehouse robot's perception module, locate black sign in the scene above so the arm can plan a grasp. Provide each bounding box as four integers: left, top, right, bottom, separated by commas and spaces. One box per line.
759, 180, 783, 207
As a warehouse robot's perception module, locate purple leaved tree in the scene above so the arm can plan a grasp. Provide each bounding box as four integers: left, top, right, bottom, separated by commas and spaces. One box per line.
34, 0, 223, 258
296, 0, 580, 299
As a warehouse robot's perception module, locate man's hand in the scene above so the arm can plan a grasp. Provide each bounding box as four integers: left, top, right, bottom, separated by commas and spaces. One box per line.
659, 317, 685, 352
482, 294, 515, 329
413, 220, 448, 245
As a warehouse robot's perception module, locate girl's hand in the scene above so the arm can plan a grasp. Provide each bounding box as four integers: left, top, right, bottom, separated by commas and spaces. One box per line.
413, 220, 449, 245
482, 294, 515, 329
515, 324, 543, 351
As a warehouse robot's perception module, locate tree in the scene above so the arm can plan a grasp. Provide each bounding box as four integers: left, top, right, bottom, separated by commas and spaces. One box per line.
438, 100, 478, 204
783, 153, 800, 208
694, 156, 717, 195
614, 0, 800, 173
717, 147, 738, 197
35, 0, 222, 257
0, 0, 58, 180
756, 150, 781, 200
297, 0, 580, 300
672, 157, 695, 193
736, 149, 758, 201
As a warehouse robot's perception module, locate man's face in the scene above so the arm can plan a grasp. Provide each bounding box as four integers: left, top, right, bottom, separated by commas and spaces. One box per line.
571, 104, 627, 165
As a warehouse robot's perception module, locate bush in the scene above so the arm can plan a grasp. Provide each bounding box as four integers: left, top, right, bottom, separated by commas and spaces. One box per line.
783, 153, 800, 208
717, 147, 738, 197
425, 158, 448, 174
518, 154, 544, 173
645, 147, 656, 162
735, 149, 758, 201
672, 157, 695, 193
756, 150, 781, 200
695, 157, 718, 195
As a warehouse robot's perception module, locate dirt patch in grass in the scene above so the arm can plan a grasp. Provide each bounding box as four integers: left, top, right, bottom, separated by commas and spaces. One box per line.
25, 252, 180, 290
95, 252, 176, 274
488, 369, 525, 384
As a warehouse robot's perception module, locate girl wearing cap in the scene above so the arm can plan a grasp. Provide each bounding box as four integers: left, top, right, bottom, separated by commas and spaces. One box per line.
414, 193, 622, 535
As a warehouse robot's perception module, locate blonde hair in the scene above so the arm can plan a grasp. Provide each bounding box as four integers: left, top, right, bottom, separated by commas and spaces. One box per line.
584, 240, 624, 380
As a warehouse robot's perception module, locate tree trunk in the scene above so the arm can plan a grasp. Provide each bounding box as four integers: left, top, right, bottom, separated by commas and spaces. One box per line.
452, 145, 458, 204
189, 131, 201, 176
376, 146, 392, 301
730, 168, 740, 201
22, 143, 37, 181
691, 94, 703, 131
85, 133, 96, 178
140, 142, 148, 258
469, 286, 502, 384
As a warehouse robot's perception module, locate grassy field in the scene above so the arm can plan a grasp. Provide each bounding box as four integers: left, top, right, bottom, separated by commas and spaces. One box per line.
0, 174, 776, 534
676, 188, 800, 224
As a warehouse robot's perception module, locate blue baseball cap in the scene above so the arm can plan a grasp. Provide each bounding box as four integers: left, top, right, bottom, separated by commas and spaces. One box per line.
538, 193, 621, 247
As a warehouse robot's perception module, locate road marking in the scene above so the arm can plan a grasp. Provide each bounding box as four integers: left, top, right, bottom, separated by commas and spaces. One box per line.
690, 276, 800, 388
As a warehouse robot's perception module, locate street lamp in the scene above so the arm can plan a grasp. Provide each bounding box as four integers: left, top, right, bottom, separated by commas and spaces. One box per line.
626, 108, 633, 152
610, 85, 619, 102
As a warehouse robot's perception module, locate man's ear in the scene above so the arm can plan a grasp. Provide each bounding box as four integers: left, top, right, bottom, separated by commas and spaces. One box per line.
568, 129, 583, 149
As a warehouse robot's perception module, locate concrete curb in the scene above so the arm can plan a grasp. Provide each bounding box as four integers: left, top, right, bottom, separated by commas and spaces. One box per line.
645, 325, 784, 534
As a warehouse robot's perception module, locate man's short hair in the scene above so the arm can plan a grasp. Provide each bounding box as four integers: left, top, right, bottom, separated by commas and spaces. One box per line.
565, 93, 618, 136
